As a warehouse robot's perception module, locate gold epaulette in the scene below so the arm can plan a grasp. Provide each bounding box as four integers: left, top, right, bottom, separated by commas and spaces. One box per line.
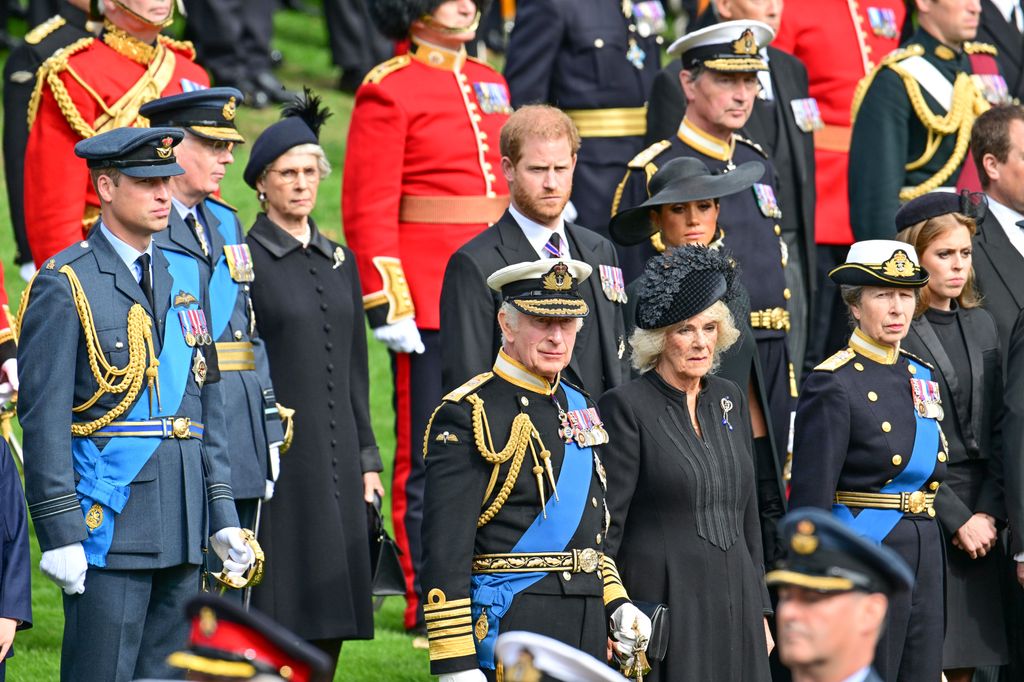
899, 347, 934, 369
442, 372, 493, 403
627, 139, 671, 170
734, 134, 768, 158
27, 35, 95, 132
157, 34, 197, 60
965, 41, 998, 56
814, 347, 856, 372
363, 55, 411, 85
25, 14, 65, 45
205, 195, 238, 212
851, 44, 926, 120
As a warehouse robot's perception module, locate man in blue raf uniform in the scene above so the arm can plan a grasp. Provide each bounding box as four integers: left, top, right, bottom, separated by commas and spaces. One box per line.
18, 127, 258, 682
141, 88, 285, 543
421, 259, 651, 682
767, 508, 916, 682
503, 0, 662, 260
613, 19, 796, 476
789, 240, 944, 682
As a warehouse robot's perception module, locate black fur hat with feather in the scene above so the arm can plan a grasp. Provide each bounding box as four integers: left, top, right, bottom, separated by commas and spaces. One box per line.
368, 0, 488, 41
244, 87, 333, 188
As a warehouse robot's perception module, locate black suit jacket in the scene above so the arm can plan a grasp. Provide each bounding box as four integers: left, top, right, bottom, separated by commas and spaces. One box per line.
1000, 308, 1024, 553
973, 209, 1024, 355
903, 309, 1005, 533
644, 49, 816, 293
439, 211, 628, 395
979, 0, 1024, 99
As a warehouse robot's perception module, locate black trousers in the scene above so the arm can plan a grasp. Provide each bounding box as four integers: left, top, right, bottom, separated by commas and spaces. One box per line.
755, 334, 795, 472
184, 0, 274, 82
322, 0, 391, 80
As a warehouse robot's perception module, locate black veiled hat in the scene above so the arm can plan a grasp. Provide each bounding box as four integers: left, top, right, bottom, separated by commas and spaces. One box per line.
609, 157, 765, 246
368, 0, 489, 41
243, 88, 331, 188
893, 190, 988, 230
635, 245, 739, 330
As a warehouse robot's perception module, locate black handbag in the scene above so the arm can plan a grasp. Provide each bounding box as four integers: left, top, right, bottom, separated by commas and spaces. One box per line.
632, 601, 670, 662
367, 495, 406, 597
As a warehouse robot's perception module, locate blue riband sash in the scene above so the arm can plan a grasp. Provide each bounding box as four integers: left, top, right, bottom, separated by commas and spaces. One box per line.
204, 199, 239, 340
72, 248, 201, 566
471, 382, 592, 669
833, 358, 939, 543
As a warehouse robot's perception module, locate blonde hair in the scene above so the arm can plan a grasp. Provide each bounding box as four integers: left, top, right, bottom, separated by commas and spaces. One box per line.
629, 300, 741, 374
895, 212, 981, 317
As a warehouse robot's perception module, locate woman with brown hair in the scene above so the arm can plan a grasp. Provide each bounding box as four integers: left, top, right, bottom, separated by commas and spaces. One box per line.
895, 191, 1008, 681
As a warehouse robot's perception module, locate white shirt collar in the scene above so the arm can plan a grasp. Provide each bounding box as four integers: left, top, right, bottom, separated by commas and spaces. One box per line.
171, 196, 200, 224
984, 194, 1024, 258
990, 0, 1022, 25
758, 47, 774, 101
508, 203, 571, 259
839, 667, 872, 682
99, 222, 152, 282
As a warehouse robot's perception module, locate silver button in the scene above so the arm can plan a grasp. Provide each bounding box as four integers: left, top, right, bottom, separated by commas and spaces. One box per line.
594, 38, 605, 48
114, 341, 124, 349
520, 396, 529, 407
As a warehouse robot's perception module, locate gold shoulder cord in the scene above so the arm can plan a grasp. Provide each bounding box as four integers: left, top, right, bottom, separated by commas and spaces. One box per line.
52, 266, 159, 435
467, 394, 557, 527
26, 36, 94, 132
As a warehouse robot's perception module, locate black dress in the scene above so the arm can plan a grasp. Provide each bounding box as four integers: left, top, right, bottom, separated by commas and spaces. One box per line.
599, 371, 772, 682
246, 214, 382, 641
903, 304, 1008, 668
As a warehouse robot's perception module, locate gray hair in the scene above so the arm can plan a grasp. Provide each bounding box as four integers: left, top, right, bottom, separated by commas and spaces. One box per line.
499, 301, 583, 346
629, 300, 741, 374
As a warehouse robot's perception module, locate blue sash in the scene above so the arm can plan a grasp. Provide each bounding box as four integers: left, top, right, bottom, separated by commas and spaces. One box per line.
72, 249, 201, 566
832, 358, 939, 543
204, 200, 240, 341
470, 382, 593, 669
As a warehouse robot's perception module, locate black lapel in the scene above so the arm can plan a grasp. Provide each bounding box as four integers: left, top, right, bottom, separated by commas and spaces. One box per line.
910, 319, 971, 443
977, 216, 1024, 308
495, 212, 536, 265
564, 224, 603, 378
151, 247, 173, 351
981, 0, 1024, 68
962, 314, 984, 450
91, 227, 153, 315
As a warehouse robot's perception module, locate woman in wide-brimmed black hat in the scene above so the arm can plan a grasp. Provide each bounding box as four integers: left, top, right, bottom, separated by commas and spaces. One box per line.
611, 156, 787, 570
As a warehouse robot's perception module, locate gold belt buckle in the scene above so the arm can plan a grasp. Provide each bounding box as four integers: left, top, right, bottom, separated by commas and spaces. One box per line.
172, 417, 191, 439
904, 491, 927, 514
575, 548, 599, 573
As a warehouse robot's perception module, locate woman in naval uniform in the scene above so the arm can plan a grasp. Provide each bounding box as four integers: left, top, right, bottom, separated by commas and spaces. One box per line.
789, 240, 944, 682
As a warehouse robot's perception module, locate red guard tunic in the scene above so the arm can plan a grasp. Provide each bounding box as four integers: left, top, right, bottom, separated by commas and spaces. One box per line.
23, 25, 209, 266
342, 40, 511, 331
773, 0, 905, 246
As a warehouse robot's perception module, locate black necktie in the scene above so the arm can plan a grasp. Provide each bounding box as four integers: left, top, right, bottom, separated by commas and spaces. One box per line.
185, 212, 210, 257
544, 232, 563, 258
136, 253, 155, 312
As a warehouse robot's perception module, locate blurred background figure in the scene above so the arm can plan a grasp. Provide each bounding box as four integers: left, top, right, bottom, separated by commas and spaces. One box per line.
495, 631, 626, 682
0, 439, 30, 682
322, 0, 392, 92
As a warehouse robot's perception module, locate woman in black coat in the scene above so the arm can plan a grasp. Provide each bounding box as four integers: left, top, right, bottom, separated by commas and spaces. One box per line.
242, 94, 383, 670
895, 193, 1008, 680
600, 246, 773, 682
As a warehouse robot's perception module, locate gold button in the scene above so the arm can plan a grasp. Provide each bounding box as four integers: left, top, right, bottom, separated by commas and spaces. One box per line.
520, 396, 529, 407
594, 38, 605, 48
908, 365, 917, 375
882, 421, 891, 432
562, 571, 572, 581
234, 330, 243, 340
929, 481, 939, 491
596, 534, 603, 544
891, 454, 902, 466
774, 224, 782, 236
592, 497, 598, 508
867, 391, 878, 402
927, 507, 936, 518
783, 288, 792, 300
854, 362, 864, 371
885, 479, 893, 485
938, 453, 947, 462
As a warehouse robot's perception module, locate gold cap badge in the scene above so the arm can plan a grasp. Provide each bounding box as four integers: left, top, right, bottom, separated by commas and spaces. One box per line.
791, 519, 819, 555
541, 263, 573, 291
732, 29, 758, 56
882, 250, 914, 278
199, 606, 218, 637
156, 137, 173, 159
222, 96, 237, 121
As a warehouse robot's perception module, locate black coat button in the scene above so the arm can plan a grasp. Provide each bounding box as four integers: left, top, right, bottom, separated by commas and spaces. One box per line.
316, 285, 324, 293
331, 439, 337, 447
328, 400, 335, 408
323, 323, 331, 332
326, 363, 334, 372
325, 342, 333, 351
309, 267, 317, 275
320, 302, 328, 311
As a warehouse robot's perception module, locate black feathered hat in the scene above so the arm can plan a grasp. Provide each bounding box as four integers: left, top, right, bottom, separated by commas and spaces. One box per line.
635, 245, 740, 330
368, 0, 488, 41
243, 88, 332, 188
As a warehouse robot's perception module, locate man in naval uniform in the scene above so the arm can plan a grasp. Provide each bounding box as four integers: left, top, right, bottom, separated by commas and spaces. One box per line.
421, 259, 651, 682
141, 88, 285, 549
849, 0, 1008, 239
613, 19, 796, 474
18, 127, 258, 682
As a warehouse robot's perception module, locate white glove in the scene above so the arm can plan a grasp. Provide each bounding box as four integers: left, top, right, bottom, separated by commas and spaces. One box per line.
40, 542, 88, 595
269, 443, 281, 482
373, 318, 425, 354
0, 358, 18, 403
210, 527, 256, 575
263, 479, 275, 502
439, 670, 487, 682
609, 602, 652, 660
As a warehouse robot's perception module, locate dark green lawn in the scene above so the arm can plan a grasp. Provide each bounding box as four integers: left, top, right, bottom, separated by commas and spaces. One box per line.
1, 5, 433, 680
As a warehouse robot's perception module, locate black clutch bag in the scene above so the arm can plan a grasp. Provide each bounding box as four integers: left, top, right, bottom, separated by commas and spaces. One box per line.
633, 601, 670, 662
367, 495, 405, 597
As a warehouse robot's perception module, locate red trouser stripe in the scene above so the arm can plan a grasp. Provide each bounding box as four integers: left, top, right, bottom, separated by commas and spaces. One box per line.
390, 352, 420, 629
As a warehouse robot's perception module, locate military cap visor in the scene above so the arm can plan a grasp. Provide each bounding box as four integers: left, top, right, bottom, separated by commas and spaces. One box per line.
496, 632, 626, 682
610, 158, 765, 246
893, 189, 987, 230
829, 239, 929, 288
667, 20, 775, 72
766, 508, 915, 596
74, 126, 186, 177
488, 259, 592, 318
139, 87, 246, 143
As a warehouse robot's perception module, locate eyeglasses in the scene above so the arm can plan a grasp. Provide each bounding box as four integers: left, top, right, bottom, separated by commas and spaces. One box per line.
267, 167, 320, 183
193, 137, 235, 154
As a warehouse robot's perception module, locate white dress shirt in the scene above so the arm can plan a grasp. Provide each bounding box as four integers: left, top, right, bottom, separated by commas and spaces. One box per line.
508, 203, 572, 259
99, 223, 151, 284
990, 0, 1024, 31
984, 194, 1024, 259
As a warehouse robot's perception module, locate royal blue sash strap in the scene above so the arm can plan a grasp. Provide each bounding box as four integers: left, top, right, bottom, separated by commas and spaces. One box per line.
833, 359, 939, 543
204, 199, 240, 340
72, 248, 201, 566
471, 382, 593, 669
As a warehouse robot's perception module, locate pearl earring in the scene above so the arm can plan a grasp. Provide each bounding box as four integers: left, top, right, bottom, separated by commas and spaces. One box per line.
258, 192, 266, 202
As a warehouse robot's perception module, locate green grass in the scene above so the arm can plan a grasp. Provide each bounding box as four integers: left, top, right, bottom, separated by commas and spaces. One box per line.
2, 5, 433, 680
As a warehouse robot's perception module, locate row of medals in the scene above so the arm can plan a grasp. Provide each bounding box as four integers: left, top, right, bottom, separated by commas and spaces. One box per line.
557, 406, 610, 448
